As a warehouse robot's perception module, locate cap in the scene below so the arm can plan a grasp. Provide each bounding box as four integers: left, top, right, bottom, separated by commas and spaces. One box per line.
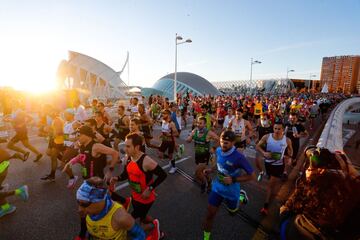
78, 125, 96, 138
220, 130, 236, 142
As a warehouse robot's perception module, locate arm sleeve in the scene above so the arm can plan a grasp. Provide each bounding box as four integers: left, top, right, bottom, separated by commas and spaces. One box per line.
128, 222, 145, 240
149, 165, 167, 189
238, 153, 254, 175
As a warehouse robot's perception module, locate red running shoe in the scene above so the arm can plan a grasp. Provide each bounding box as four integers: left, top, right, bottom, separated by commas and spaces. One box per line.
146, 219, 160, 240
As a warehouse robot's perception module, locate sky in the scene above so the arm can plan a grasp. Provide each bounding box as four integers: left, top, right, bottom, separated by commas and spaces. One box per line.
0, 0, 360, 92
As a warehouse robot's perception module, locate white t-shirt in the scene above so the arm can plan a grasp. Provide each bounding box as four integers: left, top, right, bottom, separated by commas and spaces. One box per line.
75, 105, 88, 122
223, 115, 235, 129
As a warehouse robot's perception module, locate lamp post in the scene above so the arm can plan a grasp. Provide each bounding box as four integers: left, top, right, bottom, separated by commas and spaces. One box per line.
250, 58, 261, 88
286, 67, 295, 79
308, 74, 316, 92
174, 33, 192, 102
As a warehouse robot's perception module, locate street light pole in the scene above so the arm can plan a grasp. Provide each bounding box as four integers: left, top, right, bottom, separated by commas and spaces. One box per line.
286, 67, 295, 80
174, 33, 192, 102
250, 58, 261, 88
309, 74, 316, 92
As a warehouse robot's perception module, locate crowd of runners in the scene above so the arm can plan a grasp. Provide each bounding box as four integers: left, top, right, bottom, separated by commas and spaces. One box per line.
0, 90, 354, 239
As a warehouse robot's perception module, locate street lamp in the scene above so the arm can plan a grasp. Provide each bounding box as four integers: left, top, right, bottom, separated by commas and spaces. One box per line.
308, 74, 316, 91
286, 68, 295, 79
174, 33, 192, 102
250, 58, 262, 88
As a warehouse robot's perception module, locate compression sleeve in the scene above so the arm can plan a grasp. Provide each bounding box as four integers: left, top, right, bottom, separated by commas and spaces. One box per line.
128, 222, 145, 240
149, 165, 167, 189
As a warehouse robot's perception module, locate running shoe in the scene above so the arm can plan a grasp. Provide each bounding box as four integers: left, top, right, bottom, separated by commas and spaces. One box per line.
150, 219, 161, 240
17, 185, 29, 201
34, 153, 43, 162
40, 174, 55, 182
67, 176, 79, 189
260, 207, 269, 216
23, 152, 30, 161
168, 167, 177, 174
0, 205, 16, 218
257, 171, 264, 182
239, 189, 248, 205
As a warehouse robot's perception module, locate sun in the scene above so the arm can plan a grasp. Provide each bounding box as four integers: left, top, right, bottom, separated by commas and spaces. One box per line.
0, 35, 64, 94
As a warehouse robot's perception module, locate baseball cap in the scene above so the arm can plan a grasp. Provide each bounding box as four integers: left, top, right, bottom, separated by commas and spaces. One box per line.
220, 130, 236, 142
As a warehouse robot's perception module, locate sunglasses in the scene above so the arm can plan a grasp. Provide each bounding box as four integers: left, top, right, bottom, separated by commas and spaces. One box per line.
77, 200, 92, 208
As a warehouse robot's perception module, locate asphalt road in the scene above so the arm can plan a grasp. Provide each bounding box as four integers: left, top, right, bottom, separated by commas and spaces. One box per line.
0, 119, 318, 240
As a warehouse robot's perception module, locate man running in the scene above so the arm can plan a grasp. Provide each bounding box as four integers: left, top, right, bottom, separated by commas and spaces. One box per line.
77, 177, 151, 240
4, 102, 43, 162
158, 110, 179, 174
0, 147, 29, 218
111, 133, 167, 239
228, 108, 254, 153
138, 104, 158, 149
256, 121, 293, 215
186, 117, 219, 193
203, 130, 255, 240
255, 113, 273, 182
114, 105, 130, 144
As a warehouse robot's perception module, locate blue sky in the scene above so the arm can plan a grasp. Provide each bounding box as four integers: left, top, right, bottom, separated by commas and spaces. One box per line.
0, 0, 360, 91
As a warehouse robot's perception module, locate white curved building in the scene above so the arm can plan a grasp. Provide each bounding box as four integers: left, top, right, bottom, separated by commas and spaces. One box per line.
57, 51, 128, 99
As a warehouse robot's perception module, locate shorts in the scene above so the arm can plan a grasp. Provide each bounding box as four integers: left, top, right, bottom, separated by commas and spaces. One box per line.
265, 162, 284, 178
48, 138, 65, 152
131, 199, 154, 221
254, 115, 260, 119
10, 131, 28, 143
208, 190, 239, 212
159, 140, 175, 155
195, 153, 210, 165
235, 139, 246, 149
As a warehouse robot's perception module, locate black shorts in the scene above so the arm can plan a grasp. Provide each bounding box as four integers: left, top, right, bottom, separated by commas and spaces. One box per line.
131, 199, 154, 221
218, 119, 224, 125
48, 138, 65, 152
159, 140, 175, 155
195, 153, 210, 165
234, 139, 246, 149
265, 162, 284, 178
10, 131, 28, 143
254, 115, 260, 119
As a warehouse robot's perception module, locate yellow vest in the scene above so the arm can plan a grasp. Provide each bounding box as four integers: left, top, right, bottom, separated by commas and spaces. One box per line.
86, 202, 127, 240
254, 103, 262, 115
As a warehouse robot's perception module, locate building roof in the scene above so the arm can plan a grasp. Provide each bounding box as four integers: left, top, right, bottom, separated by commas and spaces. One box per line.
154, 72, 220, 97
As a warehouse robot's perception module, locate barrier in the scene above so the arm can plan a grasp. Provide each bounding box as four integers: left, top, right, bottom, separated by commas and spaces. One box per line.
317, 97, 360, 152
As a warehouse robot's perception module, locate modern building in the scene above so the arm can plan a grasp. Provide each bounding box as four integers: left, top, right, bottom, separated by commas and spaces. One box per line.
152, 72, 220, 99
57, 51, 129, 100
320, 55, 360, 94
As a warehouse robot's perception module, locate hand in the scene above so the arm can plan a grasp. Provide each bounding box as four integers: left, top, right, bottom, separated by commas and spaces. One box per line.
222, 176, 233, 185
293, 133, 299, 138
141, 188, 151, 199
246, 137, 251, 145
280, 205, 288, 215
104, 170, 113, 183
110, 176, 119, 185
263, 152, 272, 159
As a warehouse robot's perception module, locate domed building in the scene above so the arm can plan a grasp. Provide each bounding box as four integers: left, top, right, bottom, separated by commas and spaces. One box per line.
152, 72, 220, 99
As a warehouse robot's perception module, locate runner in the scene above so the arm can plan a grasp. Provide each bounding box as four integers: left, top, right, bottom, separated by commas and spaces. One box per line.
256, 121, 293, 215
203, 130, 255, 240
223, 108, 235, 130
4, 102, 43, 162
74, 99, 88, 122
255, 113, 273, 182
97, 102, 112, 126
111, 133, 167, 239
114, 105, 130, 147
158, 110, 179, 174
41, 108, 65, 181
228, 108, 254, 153
0, 147, 29, 218
186, 116, 219, 193
76, 177, 150, 240
138, 103, 158, 149
94, 111, 112, 147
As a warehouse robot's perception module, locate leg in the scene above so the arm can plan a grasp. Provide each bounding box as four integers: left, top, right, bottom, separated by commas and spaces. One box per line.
7, 138, 26, 155
21, 139, 41, 156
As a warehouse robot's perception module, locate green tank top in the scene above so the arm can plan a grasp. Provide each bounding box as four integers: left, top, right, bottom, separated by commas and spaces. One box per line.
193, 129, 210, 155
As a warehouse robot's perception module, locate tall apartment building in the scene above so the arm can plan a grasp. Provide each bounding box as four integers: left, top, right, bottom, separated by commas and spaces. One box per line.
320, 55, 360, 94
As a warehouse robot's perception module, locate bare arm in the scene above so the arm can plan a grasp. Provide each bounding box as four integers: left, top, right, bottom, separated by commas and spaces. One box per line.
170, 122, 179, 137
93, 143, 119, 169
256, 134, 269, 156
285, 137, 293, 158
186, 129, 196, 143
245, 120, 254, 139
